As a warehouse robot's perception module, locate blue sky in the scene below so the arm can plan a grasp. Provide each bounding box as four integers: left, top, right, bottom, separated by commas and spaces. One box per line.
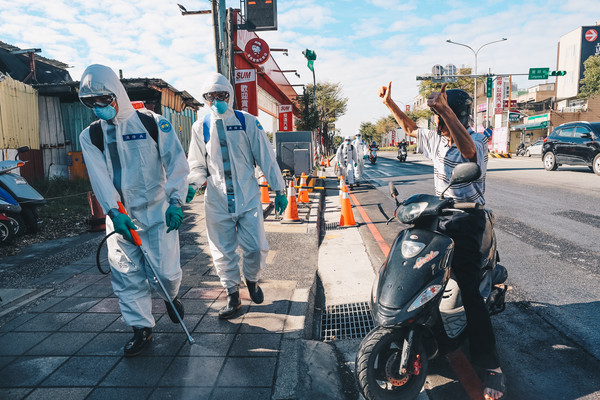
0, 0, 596, 135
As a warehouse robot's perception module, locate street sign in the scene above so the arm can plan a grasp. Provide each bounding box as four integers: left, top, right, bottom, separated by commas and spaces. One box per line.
528, 68, 549, 80
444, 64, 457, 83
483, 128, 493, 138
503, 99, 517, 108
585, 29, 598, 42
509, 112, 520, 122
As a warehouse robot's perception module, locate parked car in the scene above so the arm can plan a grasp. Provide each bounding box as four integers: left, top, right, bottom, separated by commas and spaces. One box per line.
526, 138, 544, 157
541, 121, 600, 175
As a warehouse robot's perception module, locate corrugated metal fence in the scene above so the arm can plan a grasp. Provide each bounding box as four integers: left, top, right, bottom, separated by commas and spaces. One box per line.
61, 102, 97, 152
162, 106, 197, 153
0, 74, 39, 149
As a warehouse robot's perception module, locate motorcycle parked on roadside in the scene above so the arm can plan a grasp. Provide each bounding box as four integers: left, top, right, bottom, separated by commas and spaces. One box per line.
355, 162, 509, 400
0, 147, 46, 234
516, 143, 527, 156
0, 190, 21, 243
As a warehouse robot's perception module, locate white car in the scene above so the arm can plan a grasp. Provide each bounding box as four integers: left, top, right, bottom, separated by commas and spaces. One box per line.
526, 139, 544, 157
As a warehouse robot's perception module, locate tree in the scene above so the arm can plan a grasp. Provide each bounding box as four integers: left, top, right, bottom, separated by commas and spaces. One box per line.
579, 55, 600, 99
418, 67, 474, 98
374, 115, 398, 144
313, 82, 348, 154
293, 82, 348, 155
294, 87, 318, 131
359, 122, 377, 144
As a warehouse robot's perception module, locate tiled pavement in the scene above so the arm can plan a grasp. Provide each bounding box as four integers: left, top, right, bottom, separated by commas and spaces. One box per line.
0, 194, 319, 400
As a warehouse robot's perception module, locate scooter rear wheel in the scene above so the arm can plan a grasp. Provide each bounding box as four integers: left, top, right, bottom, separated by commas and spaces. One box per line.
356, 327, 428, 400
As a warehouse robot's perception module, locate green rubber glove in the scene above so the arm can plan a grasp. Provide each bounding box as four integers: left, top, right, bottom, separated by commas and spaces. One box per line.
110, 210, 137, 243
165, 205, 183, 233
186, 185, 196, 203
274, 193, 288, 215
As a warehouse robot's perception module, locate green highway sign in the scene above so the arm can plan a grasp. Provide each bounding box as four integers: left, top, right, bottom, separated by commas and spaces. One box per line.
529, 68, 549, 80
509, 112, 520, 122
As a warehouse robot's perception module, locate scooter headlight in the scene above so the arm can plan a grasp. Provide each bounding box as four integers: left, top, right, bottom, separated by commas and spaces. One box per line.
398, 202, 428, 224
407, 284, 442, 312
401, 240, 426, 258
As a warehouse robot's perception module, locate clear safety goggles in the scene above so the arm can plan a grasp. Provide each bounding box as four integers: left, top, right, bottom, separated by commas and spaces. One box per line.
203, 91, 230, 103
80, 94, 116, 109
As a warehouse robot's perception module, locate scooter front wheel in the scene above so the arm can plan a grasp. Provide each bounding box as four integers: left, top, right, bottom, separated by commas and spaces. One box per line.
356, 326, 428, 400
0, 218, 16, 244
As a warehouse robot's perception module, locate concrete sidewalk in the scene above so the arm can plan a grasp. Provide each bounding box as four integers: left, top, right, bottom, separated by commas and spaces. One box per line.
0, 187, 320, 400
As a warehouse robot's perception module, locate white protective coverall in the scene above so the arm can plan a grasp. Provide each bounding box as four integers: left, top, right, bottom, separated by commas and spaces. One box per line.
336, 140, 358, 185
79, 64, 189, 328
187, 73, 285, 292
352, 136, 368, 182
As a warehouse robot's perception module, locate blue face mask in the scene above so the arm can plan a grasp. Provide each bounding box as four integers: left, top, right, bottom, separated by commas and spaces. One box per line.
211, 100, 228, 115
94, 105, 117, 120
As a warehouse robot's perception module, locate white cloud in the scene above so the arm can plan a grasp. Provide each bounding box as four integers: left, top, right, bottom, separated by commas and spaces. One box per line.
0, 0, 594, 137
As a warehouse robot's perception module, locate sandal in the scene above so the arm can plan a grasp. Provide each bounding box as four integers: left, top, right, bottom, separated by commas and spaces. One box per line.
483, 369, 506, 400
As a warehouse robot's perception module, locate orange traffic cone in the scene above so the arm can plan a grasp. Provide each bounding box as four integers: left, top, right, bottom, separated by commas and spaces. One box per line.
298, 173, 309, 203
258, 173, 270, 204
337, 175, 344, 209
339, 185, 357, 227
320, 157, 325, 167
282, 180, 301, 224
327, 157, 331, 167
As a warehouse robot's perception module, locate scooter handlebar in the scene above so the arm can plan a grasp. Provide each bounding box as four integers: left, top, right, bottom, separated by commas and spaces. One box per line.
117, 201, 142, 246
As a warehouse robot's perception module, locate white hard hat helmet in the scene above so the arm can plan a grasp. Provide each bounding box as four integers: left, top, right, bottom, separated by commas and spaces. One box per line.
344, 135, 351, 141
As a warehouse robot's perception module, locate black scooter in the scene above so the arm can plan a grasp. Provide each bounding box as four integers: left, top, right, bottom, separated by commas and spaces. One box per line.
0, 147, 46, 234
355, 163, 508, 400
397, 146, 407, 163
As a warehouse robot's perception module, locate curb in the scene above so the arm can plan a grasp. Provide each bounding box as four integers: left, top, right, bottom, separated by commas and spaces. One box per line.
489, 152, 512, 158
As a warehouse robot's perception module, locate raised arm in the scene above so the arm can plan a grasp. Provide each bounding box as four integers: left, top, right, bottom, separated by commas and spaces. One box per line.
379, 81, 418, 137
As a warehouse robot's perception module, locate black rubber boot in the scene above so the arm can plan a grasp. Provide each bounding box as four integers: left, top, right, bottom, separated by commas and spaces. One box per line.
219, 290, 241, 319
124, 327, 153, 357
246, 280, 264, 304
164, 297, 184, 323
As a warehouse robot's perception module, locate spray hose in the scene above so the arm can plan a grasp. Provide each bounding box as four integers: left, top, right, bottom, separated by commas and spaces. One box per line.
96, 231, 117, 275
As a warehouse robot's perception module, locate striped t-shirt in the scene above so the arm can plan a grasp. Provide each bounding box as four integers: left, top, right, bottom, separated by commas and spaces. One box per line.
417, 127, 488, 204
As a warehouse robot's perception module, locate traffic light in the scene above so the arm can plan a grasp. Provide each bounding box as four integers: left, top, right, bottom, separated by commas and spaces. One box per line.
302, 49, 317, 72
549, 70, 567, 76
245, 0, 277, 31
486, 77, 493, 98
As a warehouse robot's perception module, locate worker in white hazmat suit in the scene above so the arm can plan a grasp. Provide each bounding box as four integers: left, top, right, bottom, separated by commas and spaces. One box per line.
352, 133, 368, 185
79, 64, 189, 356
336, 136, 358, 189
186, 73, 287, 319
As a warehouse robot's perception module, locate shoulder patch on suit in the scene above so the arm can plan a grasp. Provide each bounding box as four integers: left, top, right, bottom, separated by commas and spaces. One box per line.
159, 120, 172, 132
255, 120, 263, 130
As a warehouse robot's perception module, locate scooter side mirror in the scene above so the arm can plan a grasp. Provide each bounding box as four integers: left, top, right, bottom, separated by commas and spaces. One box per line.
449, 162, 481, 186
388, 182, 398, 198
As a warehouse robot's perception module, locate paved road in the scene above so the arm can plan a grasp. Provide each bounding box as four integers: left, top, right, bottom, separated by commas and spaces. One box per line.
352, 152, 600, 399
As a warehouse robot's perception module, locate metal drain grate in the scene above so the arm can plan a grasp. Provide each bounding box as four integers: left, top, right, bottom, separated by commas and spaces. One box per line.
320, 301, 376, 341
325, 222, 340, 230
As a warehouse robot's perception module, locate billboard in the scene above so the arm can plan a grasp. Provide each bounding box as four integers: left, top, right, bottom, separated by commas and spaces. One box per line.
234, 69, 258, 116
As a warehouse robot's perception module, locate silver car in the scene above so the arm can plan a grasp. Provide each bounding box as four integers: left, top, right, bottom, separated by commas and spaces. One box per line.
526, 139, 544, 157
